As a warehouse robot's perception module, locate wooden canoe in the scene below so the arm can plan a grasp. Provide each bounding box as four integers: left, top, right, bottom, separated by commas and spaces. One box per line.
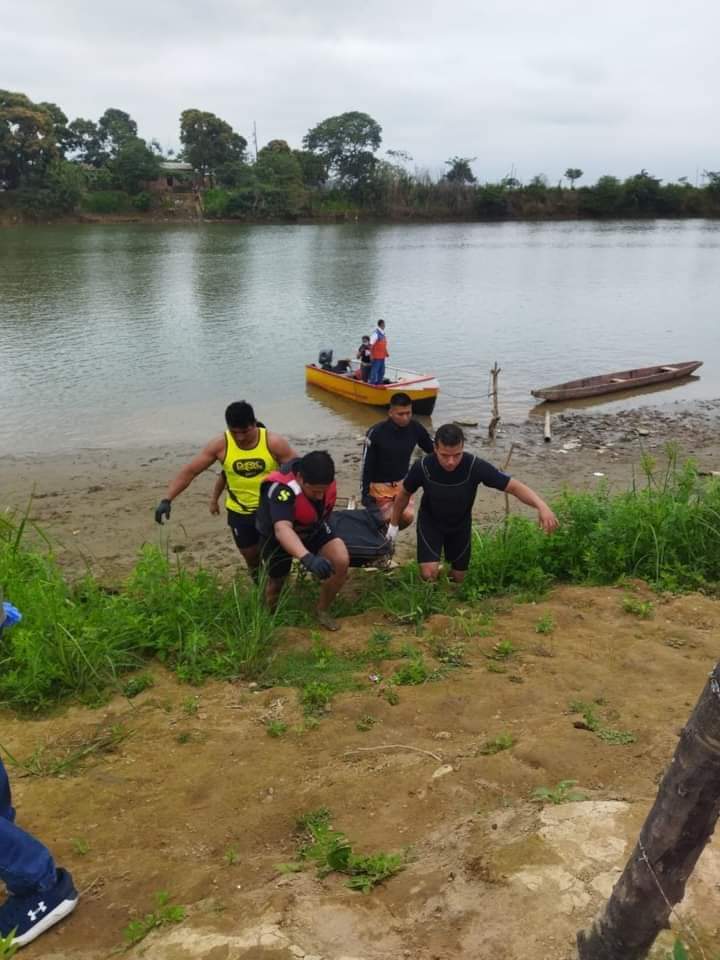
306, 361, 439, 414
531, 361, 703, 402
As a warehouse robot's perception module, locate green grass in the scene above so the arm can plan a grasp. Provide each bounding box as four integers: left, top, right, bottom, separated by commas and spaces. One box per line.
290, 807, 405, 892
622, 595, 655, 619
569, 700, 636, 745
479, 733, 515, 755
122, 673, 154, 698
266, 719, 288, 737
531, 779, 586, 805
2, 452, 719, 709
535, 613, 555, 634
122, 890, 185, 945
0, 932, 17, 958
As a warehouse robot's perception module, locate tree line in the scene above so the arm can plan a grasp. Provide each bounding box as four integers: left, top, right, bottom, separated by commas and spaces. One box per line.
2, 89, 719, 221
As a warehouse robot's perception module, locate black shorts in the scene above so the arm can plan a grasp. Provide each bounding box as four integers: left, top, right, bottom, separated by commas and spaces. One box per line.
259, 523, 336, 580
227, 509, 260, 551
416, 511, 473, 571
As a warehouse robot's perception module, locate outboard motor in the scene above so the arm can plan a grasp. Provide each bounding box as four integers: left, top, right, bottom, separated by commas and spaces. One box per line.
318, 349, 333, 370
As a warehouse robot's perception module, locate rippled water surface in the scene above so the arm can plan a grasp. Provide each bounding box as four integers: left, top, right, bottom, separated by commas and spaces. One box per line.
1, 220, 718, 453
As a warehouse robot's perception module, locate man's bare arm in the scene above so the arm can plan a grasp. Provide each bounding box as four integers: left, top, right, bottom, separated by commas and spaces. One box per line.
388, 486, 412, 530
165, 436, 224, 501
267, 432, 298, 465
273, 519, 311, 559
505, 478, 558, 533
209, 472, 226, 515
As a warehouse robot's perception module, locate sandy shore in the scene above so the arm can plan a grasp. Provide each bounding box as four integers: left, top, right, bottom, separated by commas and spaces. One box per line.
1, 399, 718, 581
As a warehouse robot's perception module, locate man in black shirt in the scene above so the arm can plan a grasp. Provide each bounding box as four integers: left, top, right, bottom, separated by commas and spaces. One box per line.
361, 392, 434, 528
387, 423, 558, 583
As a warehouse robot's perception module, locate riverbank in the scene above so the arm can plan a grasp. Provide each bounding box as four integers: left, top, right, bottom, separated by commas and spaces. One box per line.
1, 399, 718, 581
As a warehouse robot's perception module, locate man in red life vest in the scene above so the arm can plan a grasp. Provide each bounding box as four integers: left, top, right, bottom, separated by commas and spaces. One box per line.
369, 319, 389, 385
256, 451, 349, 631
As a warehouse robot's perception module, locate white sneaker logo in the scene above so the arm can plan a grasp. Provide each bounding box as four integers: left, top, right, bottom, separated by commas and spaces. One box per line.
27, 901, 47, 923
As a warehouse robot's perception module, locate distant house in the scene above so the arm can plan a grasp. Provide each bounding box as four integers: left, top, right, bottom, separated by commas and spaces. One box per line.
146, 160, 199, 193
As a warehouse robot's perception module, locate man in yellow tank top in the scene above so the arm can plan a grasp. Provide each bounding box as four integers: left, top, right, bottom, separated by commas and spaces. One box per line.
154, 401, 296, 576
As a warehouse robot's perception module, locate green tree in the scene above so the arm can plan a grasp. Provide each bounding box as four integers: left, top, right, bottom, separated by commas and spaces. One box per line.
98, 108, 138, 157
564, 167, 583, 188
179, 109, 247, 181
302, 111, 382, 191
704, 170, 720, 194
622, 169, 663, 212
577, 174, 624, 215
38, 102, 72, 157
0, 90, 58, 189
67, 118, 107, 167
254, 140, 306, 216
292, 149, 328, 188
444, 156, 476, 184
112, 137, 161, 194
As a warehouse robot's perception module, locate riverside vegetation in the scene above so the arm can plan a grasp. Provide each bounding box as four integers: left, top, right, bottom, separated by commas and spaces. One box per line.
1, 450, 719, 714
2, 90, 720, 223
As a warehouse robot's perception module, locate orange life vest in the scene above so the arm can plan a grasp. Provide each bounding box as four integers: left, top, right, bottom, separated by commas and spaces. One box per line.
370, 330, 388, 359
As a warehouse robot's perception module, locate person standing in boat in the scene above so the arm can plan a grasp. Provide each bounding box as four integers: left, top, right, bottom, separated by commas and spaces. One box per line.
357, 335, 372, 382
154, 401, 297, 578
361, 392, 433, 528
386, 424, 558, 583
369, 319, 389, 385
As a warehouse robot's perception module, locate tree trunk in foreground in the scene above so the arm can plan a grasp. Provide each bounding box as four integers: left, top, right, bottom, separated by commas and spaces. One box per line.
577, 661, 720, 960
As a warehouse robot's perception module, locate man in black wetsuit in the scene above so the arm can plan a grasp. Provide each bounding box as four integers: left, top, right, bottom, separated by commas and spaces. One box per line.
361, 392, 434, 528
386, 423, 558, 582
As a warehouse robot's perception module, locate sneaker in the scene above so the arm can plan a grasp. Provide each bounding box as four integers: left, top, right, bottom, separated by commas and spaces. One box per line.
0, 868, 78, 947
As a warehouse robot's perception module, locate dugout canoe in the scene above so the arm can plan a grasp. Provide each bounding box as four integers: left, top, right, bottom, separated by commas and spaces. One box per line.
531, 361, 703, 402
306, 361, 439, 414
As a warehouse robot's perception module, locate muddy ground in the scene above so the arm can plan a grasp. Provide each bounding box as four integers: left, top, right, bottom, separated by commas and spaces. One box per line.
1, 399, 718, 581
3, 585, 719, 960
1, 400, 720, 960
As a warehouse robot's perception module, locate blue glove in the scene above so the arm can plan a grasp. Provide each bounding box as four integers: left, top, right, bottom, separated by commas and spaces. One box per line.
0, 602, 22, 635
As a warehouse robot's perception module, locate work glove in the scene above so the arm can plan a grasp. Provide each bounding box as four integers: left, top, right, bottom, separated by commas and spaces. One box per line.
155, 499, 172, 524
300, 552, 334, 580
386, 524, 399, 544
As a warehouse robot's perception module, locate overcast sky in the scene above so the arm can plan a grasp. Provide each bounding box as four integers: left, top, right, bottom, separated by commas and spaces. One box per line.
4, 0, 718, 184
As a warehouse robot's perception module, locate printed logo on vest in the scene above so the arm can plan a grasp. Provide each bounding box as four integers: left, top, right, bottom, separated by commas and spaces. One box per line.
233, 458, 266, 477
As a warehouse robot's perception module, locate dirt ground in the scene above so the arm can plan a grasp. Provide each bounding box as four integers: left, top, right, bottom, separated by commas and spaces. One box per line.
2, 585, 718, 960
1, 400, 720, 960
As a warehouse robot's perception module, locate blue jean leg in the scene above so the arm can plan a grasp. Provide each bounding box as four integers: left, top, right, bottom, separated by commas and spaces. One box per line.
0, 759, 56, 895
369, 359, 385, 385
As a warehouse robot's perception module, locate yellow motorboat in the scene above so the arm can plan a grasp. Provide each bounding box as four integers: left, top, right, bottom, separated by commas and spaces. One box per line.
306, 352, 439, 415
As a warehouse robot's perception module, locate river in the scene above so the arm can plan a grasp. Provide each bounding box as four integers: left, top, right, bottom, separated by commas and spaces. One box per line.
1, 219, 718, 454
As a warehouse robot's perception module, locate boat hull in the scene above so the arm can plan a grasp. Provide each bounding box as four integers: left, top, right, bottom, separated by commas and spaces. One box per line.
306, 364, 439, 414
531, 361, 703, 402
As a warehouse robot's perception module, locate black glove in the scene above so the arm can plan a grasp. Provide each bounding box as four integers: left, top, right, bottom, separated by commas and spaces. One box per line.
300, 552, 334, 580
155, 499, 172, 524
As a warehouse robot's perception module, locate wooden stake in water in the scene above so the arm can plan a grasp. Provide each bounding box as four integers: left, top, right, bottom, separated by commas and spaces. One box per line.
488, 362, 501, 441
544, 410, 552, 443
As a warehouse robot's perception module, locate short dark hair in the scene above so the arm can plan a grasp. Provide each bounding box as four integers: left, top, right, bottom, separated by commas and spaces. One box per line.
390, 392, 412, 408
435, 423, 464, 447
225, 401, 256, 429
377, 319, 385, 328
361, 335, 370, 342
298, 451, 335, 485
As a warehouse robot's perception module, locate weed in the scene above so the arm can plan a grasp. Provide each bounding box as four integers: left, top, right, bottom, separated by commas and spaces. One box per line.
622, 595, 655, 619
224, 847, 240, 866
383, 687, 400, 705
72, 837, 90, 855
0, 933, 17, 959
429, 637, 468, 667
532, 780, 586, 804
182, 697, 199, 716
367, 629, 393, 658
266, 720, 288, 738
176, 732, 192, 744
454, 607, 495, 639
293, 807, 404, 892
301, 681, 335, 716
122, 673, 154, 698
391, 656, 437, 686
4, 723, 128, 777
123, 890, 185, 946
535, 613, 555, 634
356, 715, 377, 732
486, 661, 507, 674
479, 733, 515, 755
569, 701, 636, 745
485, 639, 517, 661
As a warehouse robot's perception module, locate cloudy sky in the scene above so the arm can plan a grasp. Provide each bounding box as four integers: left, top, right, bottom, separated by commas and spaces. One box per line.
5, 0, 718, 184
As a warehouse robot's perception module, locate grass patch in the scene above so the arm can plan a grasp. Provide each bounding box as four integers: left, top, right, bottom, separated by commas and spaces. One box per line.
622, 595, 655, 619
484, 639, 517, 661
289, 807, 405, 892
123, 890, 185, 946
0, 722, 128, 777
535, 613, 555, 634
0, 933, 17, 958
569, 700, 636, 745
122, 673, 154, 698
531, 779, 586, 804
479, 732, 515, 755
266, 719, 288, 738
356, 714, 377, 732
